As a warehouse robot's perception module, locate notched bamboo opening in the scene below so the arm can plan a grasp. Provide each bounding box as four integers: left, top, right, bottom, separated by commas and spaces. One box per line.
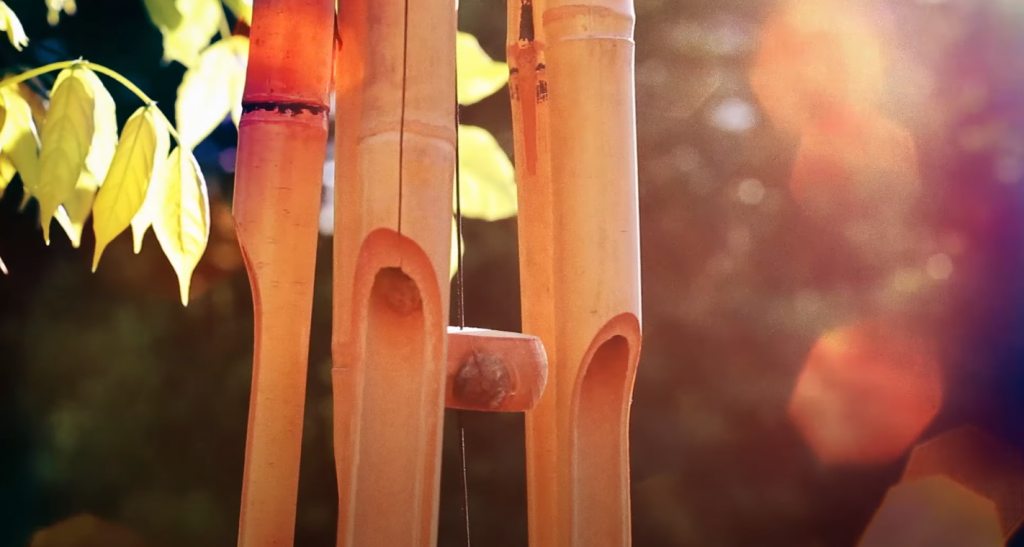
354, 264, 430, 543
569, 310, 642, 547
373, 267, 423, 316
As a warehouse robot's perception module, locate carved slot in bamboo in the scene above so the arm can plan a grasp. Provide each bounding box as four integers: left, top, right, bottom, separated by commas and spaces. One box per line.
512, 0, 643, 545
331, 0, 456, 541
571, 315, 642, 546
340, 232, 446, 546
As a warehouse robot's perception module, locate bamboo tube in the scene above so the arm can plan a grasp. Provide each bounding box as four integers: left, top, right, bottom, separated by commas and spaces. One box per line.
332, 0, 456, 543
505, 2, 562, 547
231, 1, 334, 546
512, 0, 643, 545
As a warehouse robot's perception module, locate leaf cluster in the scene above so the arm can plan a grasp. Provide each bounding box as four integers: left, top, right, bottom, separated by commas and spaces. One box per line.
0, 0, 518, 299
0, 60, 209, 305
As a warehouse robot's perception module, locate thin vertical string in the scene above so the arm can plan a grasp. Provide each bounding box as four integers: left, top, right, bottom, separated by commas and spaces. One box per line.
454, 100, 466, 327
454, 23, 472, 547
396, 0, 411, 234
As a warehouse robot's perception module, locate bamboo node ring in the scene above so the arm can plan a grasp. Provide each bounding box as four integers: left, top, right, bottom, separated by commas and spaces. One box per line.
453, 351, 512, 409
241, 101, 329, 116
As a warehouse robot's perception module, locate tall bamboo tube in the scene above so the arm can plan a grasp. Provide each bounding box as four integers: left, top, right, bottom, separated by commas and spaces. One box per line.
332, 0, 456, 543
505, 2, 560, 547
232, 1, 334, 546
513, 0, 642, 545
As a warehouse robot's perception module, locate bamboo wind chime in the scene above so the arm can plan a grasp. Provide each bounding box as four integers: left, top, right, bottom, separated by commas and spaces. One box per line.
232, 0, 640, 545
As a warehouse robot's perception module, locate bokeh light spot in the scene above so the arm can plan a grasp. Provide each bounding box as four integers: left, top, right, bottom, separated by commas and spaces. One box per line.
902, 425, 1024, 538
218, 147, 237, 174
789, 108, 921, 223
708, 97, 756, 133
857, 476, 1003, 547
750, 0, 885, 132
736, 178, 765, 205
925, 253, 953, 281
788, 320, 942, 465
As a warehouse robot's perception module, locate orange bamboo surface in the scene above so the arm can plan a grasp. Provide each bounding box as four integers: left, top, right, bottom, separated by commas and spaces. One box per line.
511, 0, 643, 545
506, 2, 559, 546
232, 1, 334, 546
331, 0, 456, 543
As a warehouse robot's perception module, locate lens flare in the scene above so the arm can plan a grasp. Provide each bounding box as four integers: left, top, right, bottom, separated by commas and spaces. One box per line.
902, 425, 1024, 538
857, 476, 1003, 547
750, 0, 885, 133
788, 320, 942, 465
789, 108, 921, 222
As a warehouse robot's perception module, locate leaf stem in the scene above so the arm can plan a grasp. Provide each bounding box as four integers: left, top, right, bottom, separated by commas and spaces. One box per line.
0, 60, 185, 147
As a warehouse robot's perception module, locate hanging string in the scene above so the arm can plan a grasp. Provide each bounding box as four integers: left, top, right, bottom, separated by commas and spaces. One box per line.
395, 0, 411, 235
453, 24, 472, 547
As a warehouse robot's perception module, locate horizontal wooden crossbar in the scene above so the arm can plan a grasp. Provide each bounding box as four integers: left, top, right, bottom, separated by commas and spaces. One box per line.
445, 327, 548, 412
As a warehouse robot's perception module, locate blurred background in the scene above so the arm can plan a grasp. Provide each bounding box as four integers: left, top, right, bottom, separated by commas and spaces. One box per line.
2, 0, 1024, 545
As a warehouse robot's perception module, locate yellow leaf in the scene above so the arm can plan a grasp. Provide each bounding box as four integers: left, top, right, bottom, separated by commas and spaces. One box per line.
456, 125, 517, 221
152, 147, 209, 306
176, 36, 249, 148
0, 2, 28, 51
81, 70, 118, 185
44, 0, 76, 26
16, 81, 49, 131
129, 157, 164, 254
38, 66, 115, 244
144, 0, 221, 68
457, 32, 508, 106
450, 216, 464, 280
222, 0, 252, 24
53, 173, 98, 248
0, 154, 15, 196
0, 84, 42, 195
37, 67, 103, 243
92, 106, 169, 270
54, 68, 117, 248
0, 105, 6, 194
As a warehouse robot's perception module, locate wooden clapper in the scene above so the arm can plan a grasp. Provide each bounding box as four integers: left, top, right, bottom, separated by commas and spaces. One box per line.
231, 0, 641, 545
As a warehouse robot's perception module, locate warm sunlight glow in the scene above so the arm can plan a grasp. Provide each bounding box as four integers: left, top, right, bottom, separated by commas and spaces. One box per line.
788, 320, 942, 465
750, 0, 885, 133
857, 477, 1003, 547
789, 108, 921, 222
902, 426, 1024, 538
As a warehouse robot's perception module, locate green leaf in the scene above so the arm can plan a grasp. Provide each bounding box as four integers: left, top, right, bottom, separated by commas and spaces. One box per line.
144, 0, 221, 68
0, 2, 28, 50
92, 106, 170, 270
222, 0, 252, 24
151, 147, 210, 306
176, 36, 249, 149
457, 32, 508, 106
456, 125, 517, 221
